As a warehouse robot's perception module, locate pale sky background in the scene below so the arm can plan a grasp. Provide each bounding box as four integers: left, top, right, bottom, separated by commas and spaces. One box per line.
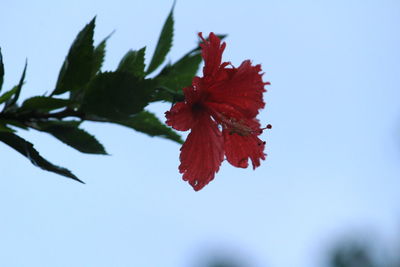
1, 1, 400, 266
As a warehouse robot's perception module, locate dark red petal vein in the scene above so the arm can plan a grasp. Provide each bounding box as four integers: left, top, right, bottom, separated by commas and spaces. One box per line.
179, 113, 224, 191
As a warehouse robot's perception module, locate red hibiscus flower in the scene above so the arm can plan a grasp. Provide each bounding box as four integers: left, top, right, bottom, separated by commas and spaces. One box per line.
165, 32, 270, 191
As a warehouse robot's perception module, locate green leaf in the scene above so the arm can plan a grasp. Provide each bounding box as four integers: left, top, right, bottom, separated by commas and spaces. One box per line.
81, 71, 153, 120
0, 132, 83, 183
92, 31, 114, 76
0, 124, 14, 133
0, 47, 4, 92
19, 96, 69, 112
0, 86, 17, 104
52, 18, 95, 95
36, 121, 107, 154
0, 120, 28, 130
117, 47, 146, 77
92, 41, 106, 76
146, 5, 174, 74
4, 60, 27, 109
156, 51, 202, 92
115, 111, 183, 144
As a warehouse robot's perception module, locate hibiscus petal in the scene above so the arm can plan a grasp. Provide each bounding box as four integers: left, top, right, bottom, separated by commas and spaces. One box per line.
179, 113, 224, 191
208, 60, 268, 118
223, 130, 266, 169
199, 32, 227, 77
165, 102, 194, 131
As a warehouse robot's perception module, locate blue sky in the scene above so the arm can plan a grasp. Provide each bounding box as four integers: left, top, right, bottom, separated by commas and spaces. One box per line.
0, 1, 400, 266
